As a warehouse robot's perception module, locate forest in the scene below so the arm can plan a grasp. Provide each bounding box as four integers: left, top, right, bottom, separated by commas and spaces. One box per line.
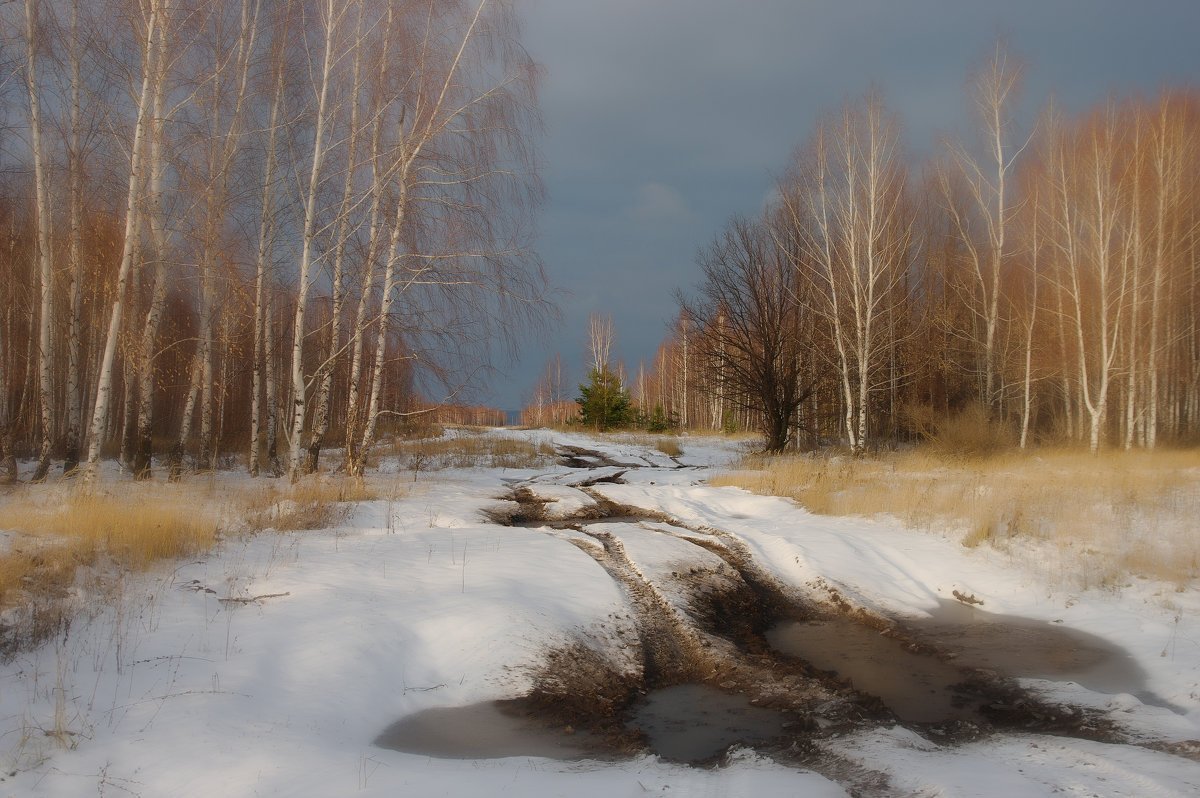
0, 0, 547, 484
527, 50, 1200, 455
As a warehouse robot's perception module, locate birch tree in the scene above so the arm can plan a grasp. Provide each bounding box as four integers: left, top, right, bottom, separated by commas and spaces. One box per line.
286, 0, 352, 480
787, 93, 913, 454
22, 0, 56, 481
937, 44, 1028, 413
1044, 106, 1132, 453
249, 7, 289, 477
82, 0, 163, 482
348, 0, 546, 475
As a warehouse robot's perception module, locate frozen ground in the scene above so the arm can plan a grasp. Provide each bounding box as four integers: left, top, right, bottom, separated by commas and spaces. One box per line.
1, 429, 1198, 796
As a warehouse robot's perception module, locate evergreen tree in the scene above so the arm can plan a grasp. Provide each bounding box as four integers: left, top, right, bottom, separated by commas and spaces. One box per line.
577, 367, 632, 431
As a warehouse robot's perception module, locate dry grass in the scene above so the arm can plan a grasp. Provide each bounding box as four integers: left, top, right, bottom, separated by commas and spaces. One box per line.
655, 438, 683, 458
607, 432, 689, 456
0, 473, 391, 657
713, 447, 1200, 589
0, 488, 223, 655
3, 492, 219, 577
384, 431, 557, 473
244, 476, 384, 530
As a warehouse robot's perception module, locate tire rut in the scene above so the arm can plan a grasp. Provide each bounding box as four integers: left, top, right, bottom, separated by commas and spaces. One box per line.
565, 530, 712, 685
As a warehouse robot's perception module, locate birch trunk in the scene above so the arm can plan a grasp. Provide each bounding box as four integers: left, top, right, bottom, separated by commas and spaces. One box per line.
84, 0, 161, 483
343, 6, 393, 471
288, 0, 341, 481
351, 166, 412, 477
307, 15, 365, 474
264, 291, 281, 475
63, 0, 86, 475
169, 355, 202, 481
132, 31, 171, 480
250, 52, 285, 477
25, 0, 55, 482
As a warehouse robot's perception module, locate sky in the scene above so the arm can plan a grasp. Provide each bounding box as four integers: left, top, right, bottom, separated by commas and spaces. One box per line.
486, 0, 1200, 414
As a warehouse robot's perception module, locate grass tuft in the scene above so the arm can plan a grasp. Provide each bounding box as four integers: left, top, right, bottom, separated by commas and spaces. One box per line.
654, 438, 683, 458
3, 492, 219, 576
246, 476, 383, 530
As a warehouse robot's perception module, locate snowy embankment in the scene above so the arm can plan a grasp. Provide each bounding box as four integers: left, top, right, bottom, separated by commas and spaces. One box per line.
1, 429, 1198, 797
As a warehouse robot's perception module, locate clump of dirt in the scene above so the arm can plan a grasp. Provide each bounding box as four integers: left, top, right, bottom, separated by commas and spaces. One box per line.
522, 641, 646, 753
969, 678, 1120, 741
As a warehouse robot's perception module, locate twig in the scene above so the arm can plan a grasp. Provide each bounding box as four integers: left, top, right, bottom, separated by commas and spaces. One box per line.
218, 591, 291, 604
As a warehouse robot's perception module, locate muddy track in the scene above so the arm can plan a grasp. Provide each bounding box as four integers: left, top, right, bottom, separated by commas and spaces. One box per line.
492, 444, 1153, 787
566, 530, 711, 684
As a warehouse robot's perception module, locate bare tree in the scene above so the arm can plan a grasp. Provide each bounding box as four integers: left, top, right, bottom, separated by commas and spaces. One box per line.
682, 216, 819, 451
937, 43, 1029, 413
348, 0, 547, 475
22, 0, 56, 480
786, 93, 914, 454
286, 0, 354, 480
1044, 105, 1132, 453
82, 0, 164, 482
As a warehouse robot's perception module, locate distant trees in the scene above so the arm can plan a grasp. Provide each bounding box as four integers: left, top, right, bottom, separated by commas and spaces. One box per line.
576, 314, 630, 431
653, 46, 1200, 454
937, 45, 1028, 414
0, 0, 548, 483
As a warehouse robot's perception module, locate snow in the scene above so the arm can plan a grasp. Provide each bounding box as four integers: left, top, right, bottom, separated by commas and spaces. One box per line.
2, 429, 1199, 796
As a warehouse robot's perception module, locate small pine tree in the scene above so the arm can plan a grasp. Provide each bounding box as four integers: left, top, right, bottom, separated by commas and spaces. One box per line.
647, 403, 671, 433
577, 367, 632, 431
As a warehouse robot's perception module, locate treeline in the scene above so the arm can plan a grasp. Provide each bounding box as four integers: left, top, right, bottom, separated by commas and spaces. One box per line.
535, 48, 1198, 453
0, 0, 547, 483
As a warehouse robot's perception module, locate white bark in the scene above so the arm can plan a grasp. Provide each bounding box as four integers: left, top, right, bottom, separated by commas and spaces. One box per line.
288, 0, 343, 480
84, 0, 162, 483
307, 8, 366, 473
25, 0, 55, 481
250, 45, 286, 477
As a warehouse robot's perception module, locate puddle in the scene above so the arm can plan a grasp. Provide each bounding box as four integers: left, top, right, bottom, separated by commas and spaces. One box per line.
768, 620, 975, 723
375, 700, 608, 760
910, 600, 1149, 695
627, 684, 791, 762
769, 601, 1174, 724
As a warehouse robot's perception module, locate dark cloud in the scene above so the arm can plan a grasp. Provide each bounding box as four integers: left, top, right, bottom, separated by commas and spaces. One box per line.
486, 0, 1200, 412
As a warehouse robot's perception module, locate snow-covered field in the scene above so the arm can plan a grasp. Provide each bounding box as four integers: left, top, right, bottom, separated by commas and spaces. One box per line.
2, 429, 1198, 796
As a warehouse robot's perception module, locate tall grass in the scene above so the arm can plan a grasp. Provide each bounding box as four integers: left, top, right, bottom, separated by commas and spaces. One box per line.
0, 489, 222, 654
713, 447, 1200, 588
245, 476, 383, 530
3, 492, 219, 577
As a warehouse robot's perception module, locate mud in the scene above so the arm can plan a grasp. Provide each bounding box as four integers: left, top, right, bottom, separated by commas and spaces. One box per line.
768, 619, 983, 724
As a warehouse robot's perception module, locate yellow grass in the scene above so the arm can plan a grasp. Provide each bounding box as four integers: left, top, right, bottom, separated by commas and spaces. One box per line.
0, 488, 222, 647
655, 437, 683, 458
713, 447, 1200, 588
245, 476, 385, 530
3, 492, 219, 574
385, 433, 557, 471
